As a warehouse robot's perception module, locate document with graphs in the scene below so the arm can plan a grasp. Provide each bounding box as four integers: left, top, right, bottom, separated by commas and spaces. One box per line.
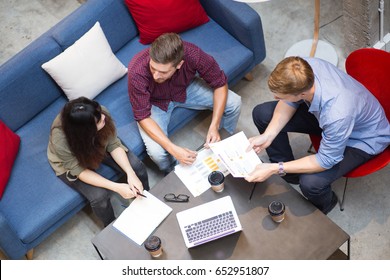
174, 147, 229, 197
174, 131, 261, 196
209, 131, 262, 178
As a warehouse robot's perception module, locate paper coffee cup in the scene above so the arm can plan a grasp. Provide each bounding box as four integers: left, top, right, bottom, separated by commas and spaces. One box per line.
268, 201, 285, 223
208, 171, 225, 192
144, 235, 163, 258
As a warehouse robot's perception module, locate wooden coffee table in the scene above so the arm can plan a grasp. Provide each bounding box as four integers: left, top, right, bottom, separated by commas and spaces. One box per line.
91, 170, 349, 260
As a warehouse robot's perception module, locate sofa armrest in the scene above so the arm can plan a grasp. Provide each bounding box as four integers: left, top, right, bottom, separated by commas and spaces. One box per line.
0, 213, 27, 259
200, 0, 266, 65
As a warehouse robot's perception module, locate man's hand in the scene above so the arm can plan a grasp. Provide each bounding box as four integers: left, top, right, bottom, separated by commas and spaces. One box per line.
204, 126, 221, 148
245, 163, 277, 183
246, 134, 272, 154
204, 84, 227, 148
172, 146, 198, 165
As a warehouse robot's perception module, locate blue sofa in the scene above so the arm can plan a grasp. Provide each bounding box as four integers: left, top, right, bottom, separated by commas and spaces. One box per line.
0, 0, 265, 259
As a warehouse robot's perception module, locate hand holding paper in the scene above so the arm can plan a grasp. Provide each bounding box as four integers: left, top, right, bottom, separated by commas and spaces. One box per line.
174, 148, 229, 197
246, 134, 270, 154
244, 162, 276, 182
209, 131, 262, 177
175, 131, 262, 197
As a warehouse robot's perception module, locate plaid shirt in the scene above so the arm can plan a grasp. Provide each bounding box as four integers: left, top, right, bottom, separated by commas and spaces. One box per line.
128, 41, 227, 121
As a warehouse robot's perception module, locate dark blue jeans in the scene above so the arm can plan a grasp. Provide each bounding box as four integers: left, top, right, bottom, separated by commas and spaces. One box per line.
252, 101, 374, 213
59, 151, 149, 226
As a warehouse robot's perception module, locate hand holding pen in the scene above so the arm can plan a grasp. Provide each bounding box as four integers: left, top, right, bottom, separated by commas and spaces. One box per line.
120, 184, 147, 208
134, 186, 147, 198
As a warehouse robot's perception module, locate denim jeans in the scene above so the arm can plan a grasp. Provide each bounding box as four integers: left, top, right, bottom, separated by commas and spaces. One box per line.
138, 77, 242, 173
252, 101, 374, 213
59, 150, 149, 226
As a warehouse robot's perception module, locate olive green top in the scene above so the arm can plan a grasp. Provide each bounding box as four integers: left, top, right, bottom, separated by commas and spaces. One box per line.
47, 106, 127, 179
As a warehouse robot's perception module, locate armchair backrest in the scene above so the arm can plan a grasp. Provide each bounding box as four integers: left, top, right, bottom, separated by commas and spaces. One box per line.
345, 48, 390, 120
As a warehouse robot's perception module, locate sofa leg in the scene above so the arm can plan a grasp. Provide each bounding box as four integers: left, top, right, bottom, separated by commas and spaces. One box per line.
26, 249, 34, 260
244, 72, 254, 81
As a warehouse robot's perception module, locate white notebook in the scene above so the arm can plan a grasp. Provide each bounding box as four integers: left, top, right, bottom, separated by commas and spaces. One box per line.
113, 190, 172, 245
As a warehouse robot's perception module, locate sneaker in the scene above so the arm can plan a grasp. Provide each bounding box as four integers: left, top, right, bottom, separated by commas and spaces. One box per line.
323, 191, 338, 215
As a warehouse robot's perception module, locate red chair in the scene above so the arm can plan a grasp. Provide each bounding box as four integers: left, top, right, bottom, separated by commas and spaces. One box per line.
309, 48, 390, 211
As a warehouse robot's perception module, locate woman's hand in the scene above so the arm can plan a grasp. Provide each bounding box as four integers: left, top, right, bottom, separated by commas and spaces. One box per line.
127, 173, 144, 197
116, 183, 137, 199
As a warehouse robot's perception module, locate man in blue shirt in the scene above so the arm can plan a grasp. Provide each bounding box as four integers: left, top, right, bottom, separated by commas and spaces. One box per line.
246, 56, 390, 214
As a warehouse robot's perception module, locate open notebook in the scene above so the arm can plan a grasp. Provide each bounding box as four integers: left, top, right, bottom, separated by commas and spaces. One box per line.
113, 190, 172, 246
176, 196, 242, 248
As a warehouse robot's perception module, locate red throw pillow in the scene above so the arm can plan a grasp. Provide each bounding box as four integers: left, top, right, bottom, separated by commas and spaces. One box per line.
124, 0, 209, 44
0, 120, 20, 199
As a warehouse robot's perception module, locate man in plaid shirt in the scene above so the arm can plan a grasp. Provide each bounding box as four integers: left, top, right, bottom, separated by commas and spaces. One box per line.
128, 33, 241, 174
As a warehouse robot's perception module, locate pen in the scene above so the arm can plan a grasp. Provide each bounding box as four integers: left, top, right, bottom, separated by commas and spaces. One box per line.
134, 186, 147, 198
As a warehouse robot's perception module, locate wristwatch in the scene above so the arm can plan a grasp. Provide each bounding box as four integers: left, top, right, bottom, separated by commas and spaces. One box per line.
278, 162, 286, 177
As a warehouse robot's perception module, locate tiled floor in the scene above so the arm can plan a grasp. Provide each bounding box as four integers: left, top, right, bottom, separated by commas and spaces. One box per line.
1, 0, 389, 260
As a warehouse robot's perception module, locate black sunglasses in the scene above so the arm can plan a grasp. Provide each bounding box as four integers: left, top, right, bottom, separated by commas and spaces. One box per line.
164, 193, 189, 203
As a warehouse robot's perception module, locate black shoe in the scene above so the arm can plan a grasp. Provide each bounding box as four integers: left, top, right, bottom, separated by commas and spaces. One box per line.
282, 174, 300, 185
323, 191, 338, 215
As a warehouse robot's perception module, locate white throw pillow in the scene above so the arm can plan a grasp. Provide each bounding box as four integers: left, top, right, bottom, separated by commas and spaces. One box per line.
42, 22, 127, 100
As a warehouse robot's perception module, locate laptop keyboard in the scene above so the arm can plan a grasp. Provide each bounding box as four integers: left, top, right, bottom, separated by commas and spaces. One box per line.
184, 211, 237, 244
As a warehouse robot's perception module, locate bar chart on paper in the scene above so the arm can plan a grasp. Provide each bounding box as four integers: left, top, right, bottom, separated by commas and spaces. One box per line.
174, 148, 229, 197
209, 131, 262, 177
175, 131, 262, 196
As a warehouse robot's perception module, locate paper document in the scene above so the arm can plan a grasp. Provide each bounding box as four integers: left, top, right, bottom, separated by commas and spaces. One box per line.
113, 190, 172, 245
174, 148, 229, 197
209, 131, 262, 177
174, 131, 261, 196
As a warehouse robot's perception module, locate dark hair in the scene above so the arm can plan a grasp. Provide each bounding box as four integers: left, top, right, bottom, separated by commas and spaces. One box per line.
149, 33, 184, 67
268, 56, 315, 95
61, 97, 115, 170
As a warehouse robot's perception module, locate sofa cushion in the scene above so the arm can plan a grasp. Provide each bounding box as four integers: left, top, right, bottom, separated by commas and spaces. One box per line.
124, 0, 209, 44
51, 0, 138, 54
94, 76, 145, 157
180, 19, 253, 85
0, 120, 20, 199
42, 22, 127, 101
0, 36, 63, 131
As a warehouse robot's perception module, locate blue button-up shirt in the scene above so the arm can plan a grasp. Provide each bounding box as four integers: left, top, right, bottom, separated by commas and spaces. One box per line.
287, 58, 390, 169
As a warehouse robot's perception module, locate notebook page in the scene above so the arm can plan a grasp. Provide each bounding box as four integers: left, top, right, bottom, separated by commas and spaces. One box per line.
113, 190, 172, 245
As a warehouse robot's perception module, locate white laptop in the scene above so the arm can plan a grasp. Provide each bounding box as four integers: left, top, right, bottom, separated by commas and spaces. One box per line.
176, 196, 242, 248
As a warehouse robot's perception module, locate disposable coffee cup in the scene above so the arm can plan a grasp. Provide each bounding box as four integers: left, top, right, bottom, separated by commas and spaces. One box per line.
268, 201, 285, 223
208, 171, 225, 192
144, 235, 163, 258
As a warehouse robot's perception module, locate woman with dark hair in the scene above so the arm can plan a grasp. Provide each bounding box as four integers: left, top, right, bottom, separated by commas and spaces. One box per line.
47, 97, 149, 226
